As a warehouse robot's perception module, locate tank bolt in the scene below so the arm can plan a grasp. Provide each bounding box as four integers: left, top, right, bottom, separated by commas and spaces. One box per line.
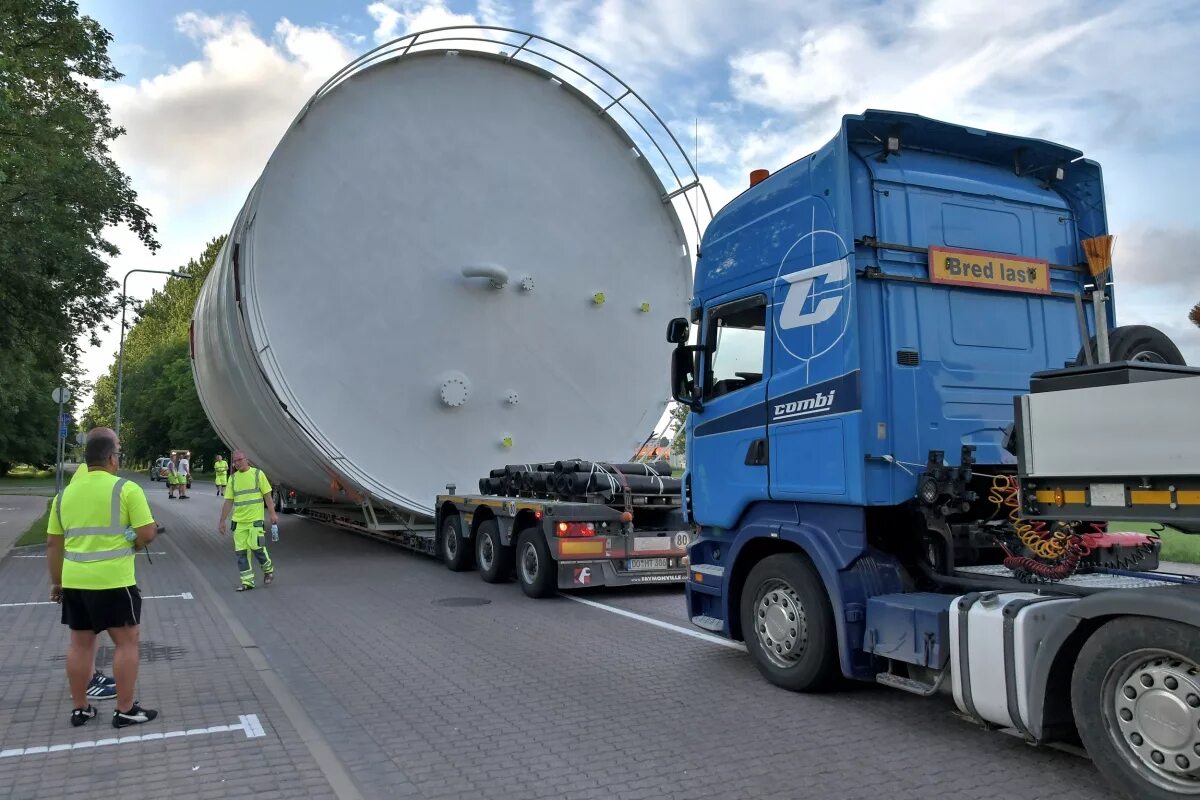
593, 292, 606, 305
505, 391, 519, 406
519, 275, 535, 292
640, 302, 651, 312
501, 435, 513, 448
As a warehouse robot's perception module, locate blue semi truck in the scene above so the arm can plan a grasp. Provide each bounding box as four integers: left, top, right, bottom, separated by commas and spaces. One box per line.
671, 110, 1200, 799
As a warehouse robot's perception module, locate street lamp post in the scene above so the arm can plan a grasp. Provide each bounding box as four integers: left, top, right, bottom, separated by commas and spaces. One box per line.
114, 268, 195, 443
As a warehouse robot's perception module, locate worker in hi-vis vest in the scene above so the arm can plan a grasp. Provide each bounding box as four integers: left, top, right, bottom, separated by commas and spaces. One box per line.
48, 428, 159, 728
217, 450, 278, 591
213, 454, 229, 496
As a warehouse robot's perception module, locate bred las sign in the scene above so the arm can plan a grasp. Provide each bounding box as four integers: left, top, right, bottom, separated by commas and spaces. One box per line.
928, 246, 1050, 295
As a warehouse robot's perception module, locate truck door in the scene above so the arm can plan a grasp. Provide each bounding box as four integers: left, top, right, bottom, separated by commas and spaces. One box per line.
688, 293, 771, 529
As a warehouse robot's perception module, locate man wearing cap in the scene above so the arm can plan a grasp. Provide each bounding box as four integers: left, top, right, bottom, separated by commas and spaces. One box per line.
48, 428, 159, 728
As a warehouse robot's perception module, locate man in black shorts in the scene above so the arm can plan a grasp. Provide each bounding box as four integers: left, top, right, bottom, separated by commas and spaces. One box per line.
48, 429, 160, 728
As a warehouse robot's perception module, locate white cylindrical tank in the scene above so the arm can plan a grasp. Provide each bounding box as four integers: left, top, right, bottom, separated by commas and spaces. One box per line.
191, 31, 702, 517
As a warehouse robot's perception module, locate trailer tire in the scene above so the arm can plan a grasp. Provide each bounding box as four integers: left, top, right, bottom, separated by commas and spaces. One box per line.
516, 529, 556, 598
440, 514, 473, 572
475, 520, 512, 583
740, 553, 839, 692
1077, 324, 1186, 366
1071, 617, 1200, 800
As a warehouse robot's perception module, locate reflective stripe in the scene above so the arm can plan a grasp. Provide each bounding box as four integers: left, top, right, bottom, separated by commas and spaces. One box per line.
234, 498, 261, 507
65, 547, 134, 562
65, 479, 128, 539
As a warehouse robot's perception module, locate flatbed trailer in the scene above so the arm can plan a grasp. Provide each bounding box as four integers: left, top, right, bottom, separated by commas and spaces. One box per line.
277, 486, 692, 598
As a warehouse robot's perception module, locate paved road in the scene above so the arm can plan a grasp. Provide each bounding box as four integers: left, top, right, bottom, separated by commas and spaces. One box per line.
0, 475, 1120, 799
0, 496, 50, 553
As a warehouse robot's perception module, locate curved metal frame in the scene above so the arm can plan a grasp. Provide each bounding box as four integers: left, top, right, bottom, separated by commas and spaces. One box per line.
286, 25, 713, 250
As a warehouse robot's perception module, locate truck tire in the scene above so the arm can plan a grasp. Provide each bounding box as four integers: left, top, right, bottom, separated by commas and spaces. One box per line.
475, 520, 512, 583
740, 553, 839, 692
440, 514, 473, 572
516, 529, 556, 598
1077, 324, 1186, 366
1071, 617, 1200, 800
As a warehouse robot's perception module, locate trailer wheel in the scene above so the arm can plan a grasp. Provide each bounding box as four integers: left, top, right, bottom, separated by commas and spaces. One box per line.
440, 514, 473, 572
1078, 324, 1186, 366
475, 520, 512, 583
516, 529, 556, 598
740, 554, 838, 692
1071, 617, 1200, 799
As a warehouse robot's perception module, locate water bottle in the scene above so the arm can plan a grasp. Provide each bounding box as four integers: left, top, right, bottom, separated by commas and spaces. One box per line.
270, 523, 279, 543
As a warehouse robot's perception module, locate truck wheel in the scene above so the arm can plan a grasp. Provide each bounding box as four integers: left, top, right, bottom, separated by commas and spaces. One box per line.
516, 529, 556, 598
440, 514, 473, 572
1071, 617, 1200, 800
475, 520, 512, 583
740, 553, 839, 692
1078, 324, 1186, 366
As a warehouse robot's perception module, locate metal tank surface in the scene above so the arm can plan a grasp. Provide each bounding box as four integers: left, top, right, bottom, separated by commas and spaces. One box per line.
191, 27, 709, 518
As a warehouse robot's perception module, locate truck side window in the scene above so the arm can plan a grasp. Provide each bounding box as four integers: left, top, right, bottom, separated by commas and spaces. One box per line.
704, 297, 766, 400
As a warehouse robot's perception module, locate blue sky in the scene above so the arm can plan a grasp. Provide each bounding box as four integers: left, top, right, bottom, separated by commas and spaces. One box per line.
76, 0, 1200, 391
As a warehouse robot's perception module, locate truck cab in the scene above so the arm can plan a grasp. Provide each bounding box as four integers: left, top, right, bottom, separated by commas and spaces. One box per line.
670, 110, 1199, 800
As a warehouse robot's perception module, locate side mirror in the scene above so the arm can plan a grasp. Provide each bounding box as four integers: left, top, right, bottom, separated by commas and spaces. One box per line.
671, 344, 704, 412
666, 317, 690, 345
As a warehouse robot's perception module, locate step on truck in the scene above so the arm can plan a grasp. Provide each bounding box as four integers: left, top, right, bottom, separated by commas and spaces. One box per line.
670, 109, 1200, 800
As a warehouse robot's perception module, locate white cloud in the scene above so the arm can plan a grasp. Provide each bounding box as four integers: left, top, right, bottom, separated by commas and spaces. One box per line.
366, 0, 479, 44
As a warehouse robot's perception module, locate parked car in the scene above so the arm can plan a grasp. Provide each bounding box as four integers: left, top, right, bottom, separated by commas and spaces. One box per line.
149, 457, 171, 481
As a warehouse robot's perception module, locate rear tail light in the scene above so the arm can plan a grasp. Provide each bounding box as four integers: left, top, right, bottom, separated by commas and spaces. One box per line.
555, 521, 596, 538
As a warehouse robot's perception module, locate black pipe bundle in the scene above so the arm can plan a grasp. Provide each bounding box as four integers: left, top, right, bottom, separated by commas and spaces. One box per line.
478, 457, 680, 501
555, 460, 671, 477
562, 472, 681, 496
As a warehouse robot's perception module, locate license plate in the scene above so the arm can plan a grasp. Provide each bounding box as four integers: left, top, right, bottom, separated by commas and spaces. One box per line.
627, 558, 668, 571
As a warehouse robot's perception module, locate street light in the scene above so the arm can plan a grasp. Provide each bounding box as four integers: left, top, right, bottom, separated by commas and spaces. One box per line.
114, 268, 195, 442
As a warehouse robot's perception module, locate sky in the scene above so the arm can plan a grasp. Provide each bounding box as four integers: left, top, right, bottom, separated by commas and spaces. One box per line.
75, 0, 1200, 401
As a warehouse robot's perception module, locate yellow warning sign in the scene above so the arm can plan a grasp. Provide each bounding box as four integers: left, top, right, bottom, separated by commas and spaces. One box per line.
928, 247, 1050, 295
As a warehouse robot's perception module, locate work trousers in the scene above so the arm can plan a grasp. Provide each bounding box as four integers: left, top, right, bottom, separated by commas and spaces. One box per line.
231, 521, 273, 587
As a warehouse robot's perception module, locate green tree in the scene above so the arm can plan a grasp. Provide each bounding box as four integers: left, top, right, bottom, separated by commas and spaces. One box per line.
669, 403, 689, 455
0, 0, 157, 474
87, 237, 227, 466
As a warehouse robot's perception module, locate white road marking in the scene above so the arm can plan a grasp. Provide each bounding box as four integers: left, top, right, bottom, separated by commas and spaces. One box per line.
0, 713, 266, 759
0, 591, 192, 608
564, 595, 746, 652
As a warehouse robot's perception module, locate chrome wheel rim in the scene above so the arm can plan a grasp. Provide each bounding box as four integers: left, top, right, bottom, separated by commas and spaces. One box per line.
753, 578, 808, 669
1104, 648, 1200, 793
443, 524, 458, 561
519, 541, 539, 585
478, 533, 495, 572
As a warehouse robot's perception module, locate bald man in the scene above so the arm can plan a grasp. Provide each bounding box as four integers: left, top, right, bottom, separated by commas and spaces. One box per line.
217, 451, 278, 591
49, 428, 158, 727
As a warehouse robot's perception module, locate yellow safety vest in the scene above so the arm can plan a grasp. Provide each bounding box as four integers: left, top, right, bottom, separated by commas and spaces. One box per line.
54, 473, 136, 590
229, 468, 267, 524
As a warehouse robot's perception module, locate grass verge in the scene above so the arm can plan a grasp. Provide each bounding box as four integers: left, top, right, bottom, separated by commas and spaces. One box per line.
14, 499, 52, 547
1116, 522, 1200, 564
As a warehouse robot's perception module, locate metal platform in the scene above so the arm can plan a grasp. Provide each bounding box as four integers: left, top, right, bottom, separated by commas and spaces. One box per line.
956, 564, 1187, 589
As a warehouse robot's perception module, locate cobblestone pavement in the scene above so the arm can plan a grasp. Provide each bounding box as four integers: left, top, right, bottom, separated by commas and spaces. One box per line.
0, 477, 1120, 799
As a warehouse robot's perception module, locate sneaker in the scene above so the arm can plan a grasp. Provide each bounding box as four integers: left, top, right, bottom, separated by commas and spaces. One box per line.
264, 572, 274, 586
86, 672, 117, 700
112, 703, 158, 728
71, 705, 96, 727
